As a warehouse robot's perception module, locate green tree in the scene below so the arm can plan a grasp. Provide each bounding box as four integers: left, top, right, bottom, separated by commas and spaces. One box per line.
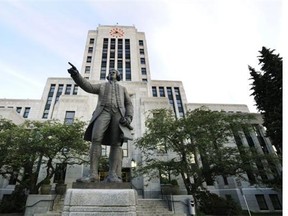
0, 118, 89, 212
249, 47, 282, 155
134, 107, 279, 195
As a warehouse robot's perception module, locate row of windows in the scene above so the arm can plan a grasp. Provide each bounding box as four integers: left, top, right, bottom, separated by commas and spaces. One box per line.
233, 125, 280, 184
152, 86, 184, 117
0, 106, 31, 118
43, 84, 78, 119
255, 194, 281, 210
97, 38, 132, 81
139, 40, 147, 82
86, 38, 147, 82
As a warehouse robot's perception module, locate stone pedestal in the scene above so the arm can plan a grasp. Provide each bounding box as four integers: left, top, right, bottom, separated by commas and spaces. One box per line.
62, 188, 137, 216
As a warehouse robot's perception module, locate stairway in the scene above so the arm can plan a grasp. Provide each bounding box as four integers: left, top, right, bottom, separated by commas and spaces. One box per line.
34, 197, 186, 216
136, 199, 186, 216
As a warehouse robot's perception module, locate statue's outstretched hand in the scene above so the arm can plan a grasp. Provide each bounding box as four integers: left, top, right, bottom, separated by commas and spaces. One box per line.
67, 62, 79, 75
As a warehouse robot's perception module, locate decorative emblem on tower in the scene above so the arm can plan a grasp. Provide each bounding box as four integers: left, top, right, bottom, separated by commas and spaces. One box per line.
109, 28, 124, 38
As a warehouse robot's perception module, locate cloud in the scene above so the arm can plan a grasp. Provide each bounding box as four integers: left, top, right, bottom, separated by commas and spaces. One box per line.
0, 60, 43, 88
0, 1, 89, 64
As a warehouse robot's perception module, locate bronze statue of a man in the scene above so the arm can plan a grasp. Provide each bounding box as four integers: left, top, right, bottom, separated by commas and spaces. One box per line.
67, 62, 133, 183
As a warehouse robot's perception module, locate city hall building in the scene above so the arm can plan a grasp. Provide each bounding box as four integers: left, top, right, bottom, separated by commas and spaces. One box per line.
0, 25, 282, 213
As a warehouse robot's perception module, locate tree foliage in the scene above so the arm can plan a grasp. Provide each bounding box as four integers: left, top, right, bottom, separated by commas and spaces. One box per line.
0, 118, 89, 195
249, 47, 282, 155
134, 107, 280, 195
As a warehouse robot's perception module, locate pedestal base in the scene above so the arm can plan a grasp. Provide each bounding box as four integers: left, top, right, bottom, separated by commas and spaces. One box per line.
62, 189, 137, 216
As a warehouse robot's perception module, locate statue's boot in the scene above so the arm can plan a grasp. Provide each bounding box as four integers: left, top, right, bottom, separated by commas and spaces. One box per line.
76, 143, 101, 183
104, 145, 122, 183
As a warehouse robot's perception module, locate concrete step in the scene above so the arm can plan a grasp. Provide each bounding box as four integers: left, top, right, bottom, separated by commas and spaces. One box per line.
136, 199, 174, 215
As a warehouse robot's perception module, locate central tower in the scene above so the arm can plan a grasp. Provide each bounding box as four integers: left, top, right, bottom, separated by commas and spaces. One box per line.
80, 25, 151, 83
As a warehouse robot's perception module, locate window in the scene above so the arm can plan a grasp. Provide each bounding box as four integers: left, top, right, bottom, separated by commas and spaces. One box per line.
102, 146, 108, 157
16, 107, 22, 113
142, 79, 147, 82
255, 194, 268, 210
126, 68, 131, 81
45, 96, 53, 108
73, 85, 78, 95
64, 111, 75, 125
53, 163, 67, 183
139, 40, 144, 46
167, 87, 176, 114
159, 87, 165, 97
65, 84, 72, 95
100, 68, 106, 80
152, 86, 157, 97
89, 38, 94, 44
85, 66, 91, 73
109, 60, 115, 69
23, 107, 30, 118
125, 39, 131, 81
48, 84, 56, 97
269, 194, 281, 210
122, 142, 128, 157
117, 60, 123, 72
42, 110, 49, 119
140, 58, 146, 64
223, 175, 228, 185
55, 84, 63, 103
174, 87, 184, 117
141, 67, 147, 75
140, 49, 144, 55
100, 38, 108, 80
88, 47, 93, 53
86, 56, 92, 63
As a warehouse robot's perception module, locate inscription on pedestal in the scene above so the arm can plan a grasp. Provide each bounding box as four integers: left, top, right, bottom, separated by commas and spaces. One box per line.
62, 189, 137, 216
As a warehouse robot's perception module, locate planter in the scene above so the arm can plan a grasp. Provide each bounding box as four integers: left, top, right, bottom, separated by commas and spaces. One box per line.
161, 184, 180, 195
40, 184, 52, 194
55, 183, 67, 195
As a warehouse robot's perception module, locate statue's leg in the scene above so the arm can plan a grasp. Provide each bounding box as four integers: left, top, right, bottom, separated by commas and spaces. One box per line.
104, 110, 123, 183
89, 142, 101, 181
116, 148, 123, 178
107, 144, 123, 182
77, 110, 111, 183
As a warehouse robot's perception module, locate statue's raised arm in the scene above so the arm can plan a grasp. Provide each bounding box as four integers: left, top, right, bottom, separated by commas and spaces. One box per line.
67, 62, 79, 76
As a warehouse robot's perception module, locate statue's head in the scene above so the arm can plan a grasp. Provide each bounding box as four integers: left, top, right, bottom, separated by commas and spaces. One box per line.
107, 69, 121, 81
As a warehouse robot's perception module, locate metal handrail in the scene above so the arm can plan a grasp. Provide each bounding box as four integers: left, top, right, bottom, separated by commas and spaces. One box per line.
25, 194, 58, 211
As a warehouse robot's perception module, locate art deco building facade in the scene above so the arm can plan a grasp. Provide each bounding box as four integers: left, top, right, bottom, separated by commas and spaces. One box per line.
0, 25, 282, 213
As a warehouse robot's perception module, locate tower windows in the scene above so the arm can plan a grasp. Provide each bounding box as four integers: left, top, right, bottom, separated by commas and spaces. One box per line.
86, 56, 92, 63
89, 38, 94, 44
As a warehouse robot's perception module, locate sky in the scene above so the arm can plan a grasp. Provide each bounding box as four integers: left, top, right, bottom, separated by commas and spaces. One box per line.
0, 0, 284, 113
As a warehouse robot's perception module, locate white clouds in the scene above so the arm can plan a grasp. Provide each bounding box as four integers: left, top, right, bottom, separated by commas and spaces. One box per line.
0, 0, 282, 113
146, 0, 281, 113
0, 1, 89, 64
